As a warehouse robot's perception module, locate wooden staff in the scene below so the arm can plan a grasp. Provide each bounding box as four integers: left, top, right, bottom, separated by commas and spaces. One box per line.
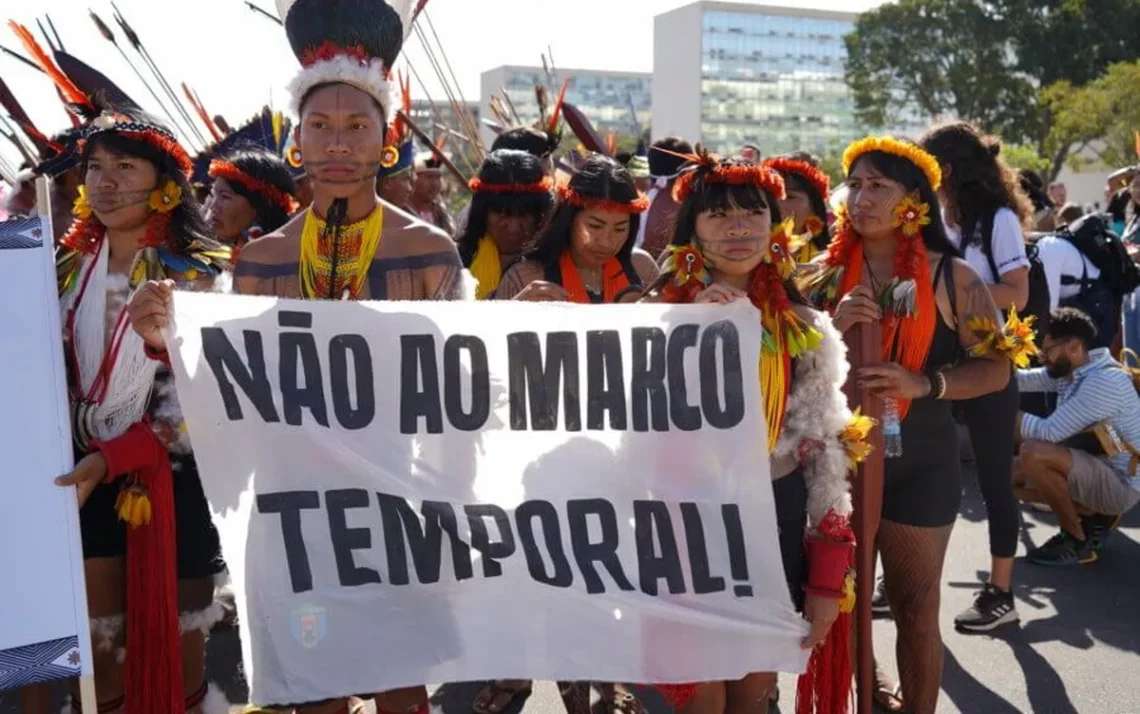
88, 10, 187, 141
843, 321, 884, 714
244, 1, 282, 25
396, 109, 468, 187
0, 43, 44, 73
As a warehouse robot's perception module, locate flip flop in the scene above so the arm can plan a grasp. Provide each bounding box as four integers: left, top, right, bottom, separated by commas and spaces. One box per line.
596, 685, 644, 714
472, 681, 532, 714
872, 683, 906, 713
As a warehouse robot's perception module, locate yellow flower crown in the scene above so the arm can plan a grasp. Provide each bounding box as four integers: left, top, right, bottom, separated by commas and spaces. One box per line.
842, 136, 942, 192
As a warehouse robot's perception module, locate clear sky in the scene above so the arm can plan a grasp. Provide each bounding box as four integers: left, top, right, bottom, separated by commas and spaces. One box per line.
1, 0, 882, 168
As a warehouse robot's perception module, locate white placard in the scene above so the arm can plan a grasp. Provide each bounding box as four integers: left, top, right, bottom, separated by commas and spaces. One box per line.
0, 210, 94, 692
168, 293, 810, 706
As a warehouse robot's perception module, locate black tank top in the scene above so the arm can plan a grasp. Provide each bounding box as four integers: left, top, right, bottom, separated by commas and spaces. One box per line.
925, 253, 963, 371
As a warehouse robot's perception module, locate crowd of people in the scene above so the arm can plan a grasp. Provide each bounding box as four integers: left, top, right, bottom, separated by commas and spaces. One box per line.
3, 1, 1140, 714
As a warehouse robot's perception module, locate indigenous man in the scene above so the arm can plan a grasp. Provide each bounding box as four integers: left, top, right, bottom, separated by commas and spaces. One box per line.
635, 135, 693, 260
230, 0, 466, 304
409, 152, 456, 236
129, 0, 471, 712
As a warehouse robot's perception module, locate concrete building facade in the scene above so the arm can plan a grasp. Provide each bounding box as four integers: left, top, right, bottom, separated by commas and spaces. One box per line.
653, 1, 903, 157
480, 65, 651, 150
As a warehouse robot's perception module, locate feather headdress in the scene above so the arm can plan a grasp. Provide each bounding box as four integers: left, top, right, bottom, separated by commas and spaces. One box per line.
191, 107, 292, 185
666, 146, 787, 204
277, 0, 416, 122
8, 21, 185, 176
378, 71, 415, 178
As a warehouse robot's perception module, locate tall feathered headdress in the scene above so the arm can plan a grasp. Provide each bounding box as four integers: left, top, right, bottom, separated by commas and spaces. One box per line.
192, 107, 291, 185
377, 71, 415, 178
8, 21, 187, 177
277, 0, 415, 122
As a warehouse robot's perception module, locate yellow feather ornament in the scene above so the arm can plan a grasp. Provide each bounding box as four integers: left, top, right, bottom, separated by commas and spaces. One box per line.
469, 236, 502, 300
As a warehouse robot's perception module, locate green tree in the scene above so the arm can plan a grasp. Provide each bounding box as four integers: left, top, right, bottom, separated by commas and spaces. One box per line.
1004, 0, 1140, 87
844, 0, 1036, 138
999, 144, 1052, 176
845, 0, 1140, 179
1049, 61, 1140, 171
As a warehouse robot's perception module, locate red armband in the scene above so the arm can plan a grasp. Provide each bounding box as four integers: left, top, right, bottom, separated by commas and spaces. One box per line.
144, 343, 171, 367
805, 537, 855, 597
91, 422, 165, 482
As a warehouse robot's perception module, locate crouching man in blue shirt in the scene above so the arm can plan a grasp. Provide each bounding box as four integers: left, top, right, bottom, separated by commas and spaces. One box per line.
1015, 308, 1140, 565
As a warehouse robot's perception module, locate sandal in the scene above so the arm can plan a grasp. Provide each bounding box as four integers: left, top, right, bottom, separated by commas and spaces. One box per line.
557, 681, 591, 714
472, 681, 532, 714
872, 683, 905, 713
596, 684, 644, 714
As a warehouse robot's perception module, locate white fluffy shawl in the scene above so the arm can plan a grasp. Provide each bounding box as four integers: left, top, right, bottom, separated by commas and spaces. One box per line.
773, 308, 854, 532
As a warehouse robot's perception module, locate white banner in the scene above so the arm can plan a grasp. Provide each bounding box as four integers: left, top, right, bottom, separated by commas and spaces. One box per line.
168, 293, 809, 705
0, 214, 94, 691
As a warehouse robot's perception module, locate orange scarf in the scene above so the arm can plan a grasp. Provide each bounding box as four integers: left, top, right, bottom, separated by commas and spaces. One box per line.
559, 251, 630, 304
830, 221, 935, 418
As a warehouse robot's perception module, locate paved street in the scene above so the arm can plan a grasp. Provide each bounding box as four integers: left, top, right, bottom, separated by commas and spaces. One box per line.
5, 440, 1139, 714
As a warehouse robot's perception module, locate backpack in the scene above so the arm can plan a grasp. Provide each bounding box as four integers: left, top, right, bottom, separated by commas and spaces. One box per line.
1058, 213, 1140, 300
1055, 214, 1140, 347
981, 213, 1051, 335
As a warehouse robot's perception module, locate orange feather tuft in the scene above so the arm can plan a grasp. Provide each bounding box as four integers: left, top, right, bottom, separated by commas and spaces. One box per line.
182, 83, 223, 143
8, 21, 90, 110
548, 77, 569, 135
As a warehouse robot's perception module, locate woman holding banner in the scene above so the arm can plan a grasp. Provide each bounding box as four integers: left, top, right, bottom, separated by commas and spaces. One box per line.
49, 104, 232, 714
494, 153, 659, 304
472, 153, 659, 714
800, 137, 1009, 713
460, 149, 555, 300
646, 151, 858, 714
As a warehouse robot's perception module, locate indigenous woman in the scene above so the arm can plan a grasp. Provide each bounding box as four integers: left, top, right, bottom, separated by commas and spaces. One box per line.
496, 152, 658, 302
53, 107, 232, 714
763, 154, 831, 264
648, 152, 857, 714
801, 137, 1009, 714
206, 147, 298, 263
473, 153, 655, 714
459, 149, 554, 300
920, 122, 1034, 633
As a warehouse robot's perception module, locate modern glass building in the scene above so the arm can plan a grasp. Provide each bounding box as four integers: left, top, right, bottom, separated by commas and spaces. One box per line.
480, 66, 652, 150
654, 2, 917, 157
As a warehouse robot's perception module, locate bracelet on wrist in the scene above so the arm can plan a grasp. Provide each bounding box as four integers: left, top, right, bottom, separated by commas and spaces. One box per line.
927, 370, 947, 400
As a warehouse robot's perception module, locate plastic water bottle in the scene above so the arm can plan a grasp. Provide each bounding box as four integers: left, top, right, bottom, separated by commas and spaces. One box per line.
882, 398, 903, 459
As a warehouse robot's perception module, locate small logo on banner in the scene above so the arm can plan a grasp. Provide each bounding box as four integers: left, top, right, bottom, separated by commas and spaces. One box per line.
291, 604, 327, 649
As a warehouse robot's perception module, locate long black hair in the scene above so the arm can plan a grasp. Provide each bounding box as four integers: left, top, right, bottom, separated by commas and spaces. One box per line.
82, 127, 217, 253
847, 149, 960, 257
458, 149, 553, 266
491, 126, 558, 158
215, 147, 298, 233
1018, 169, 1054, 213
664, 159, 808, 305
920, 122, 1031, 261
770, 152, 830, 249
527, 153, 642, 268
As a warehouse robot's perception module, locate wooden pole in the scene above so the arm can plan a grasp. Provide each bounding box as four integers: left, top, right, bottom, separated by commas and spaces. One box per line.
397, 109, 469, 187
843, 321, 884, 714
